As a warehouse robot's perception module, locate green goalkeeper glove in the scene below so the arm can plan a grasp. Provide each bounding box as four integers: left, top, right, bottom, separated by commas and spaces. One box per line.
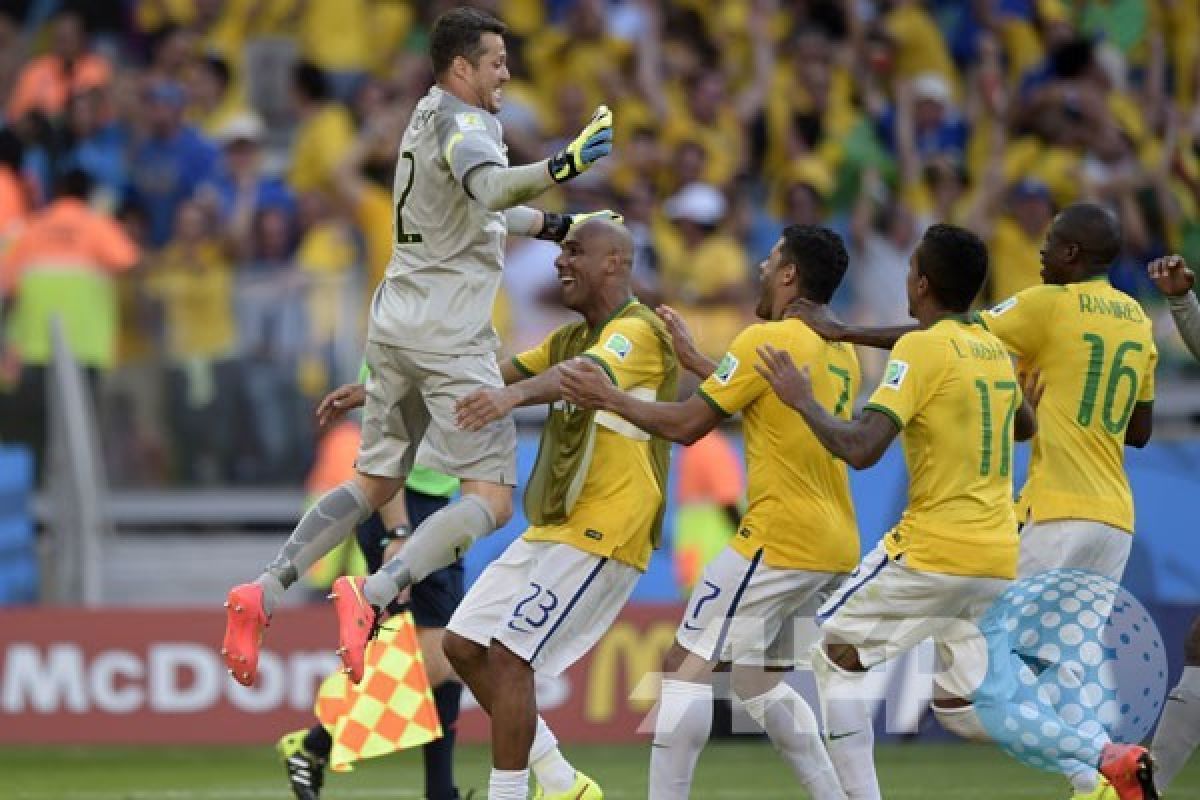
547, 105, 614, 183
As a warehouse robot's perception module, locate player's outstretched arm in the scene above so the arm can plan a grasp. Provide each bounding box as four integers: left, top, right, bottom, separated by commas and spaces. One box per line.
1148, 254, 1200, 360
504, 207, 623, 243
559, 358, 720, 445
785, 298, 916, 350
755, 344, 897, 469
657, 304, 718, 378
455, 363, 574, 431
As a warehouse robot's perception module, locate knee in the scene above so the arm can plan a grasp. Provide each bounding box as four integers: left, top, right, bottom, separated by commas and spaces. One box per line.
352, 473, 402, 510
1185, 617, 1200, 666
932, 700, 990, 743
443, 632, 483, 672
464, 483, 513, 529
490, 495, 513, 528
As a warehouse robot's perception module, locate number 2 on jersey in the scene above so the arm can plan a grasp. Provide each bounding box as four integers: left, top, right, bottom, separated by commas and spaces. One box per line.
1077, 334, 1142, 433
974, 379, 1018, 477
395, 151, 422, 244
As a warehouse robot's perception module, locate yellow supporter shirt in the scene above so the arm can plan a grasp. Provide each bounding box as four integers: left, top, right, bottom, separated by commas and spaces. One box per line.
298, 0, 370, 73
865, 318, 1020, 579
144, 242, 235, 361
656, 230, 749, 358
988, 216, 1047, 305
513, 305, 671, 571
697, 320, 861, 573
977, 279, 1157, 533
288, 105, 355, 193
355, 185, 393, 291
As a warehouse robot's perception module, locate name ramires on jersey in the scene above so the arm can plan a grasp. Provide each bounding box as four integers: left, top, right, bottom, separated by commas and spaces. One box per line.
951, 338, 1007, 361
1078, 293, 1145, 323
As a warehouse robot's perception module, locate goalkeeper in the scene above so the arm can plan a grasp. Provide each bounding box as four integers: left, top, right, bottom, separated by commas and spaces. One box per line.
221, 6, 617, 688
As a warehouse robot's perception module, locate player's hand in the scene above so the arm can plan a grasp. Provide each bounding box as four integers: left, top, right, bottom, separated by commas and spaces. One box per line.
785, 298, 848, 342
548, 105, 613, 183
657, 304, 705, 373
316, 382, 366, 431
1019, 367, 1045, 412
1147, 254, 1195, 298
754, 344, 813, 411
455, 388, 515, 431
559, 358, 616, 410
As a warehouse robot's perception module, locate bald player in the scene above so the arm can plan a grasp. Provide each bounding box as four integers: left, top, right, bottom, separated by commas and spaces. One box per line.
443, 216, 678, 800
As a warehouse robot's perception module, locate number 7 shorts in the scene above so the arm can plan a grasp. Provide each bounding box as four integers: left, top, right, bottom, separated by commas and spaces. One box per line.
446, 538, 641, 676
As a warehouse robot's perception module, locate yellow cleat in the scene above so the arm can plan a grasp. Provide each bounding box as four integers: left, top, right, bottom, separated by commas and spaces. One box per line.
532, 771, 603, 800
1071, 776, 1120, 800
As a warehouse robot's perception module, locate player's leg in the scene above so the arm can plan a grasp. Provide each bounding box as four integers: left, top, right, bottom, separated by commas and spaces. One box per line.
361, 351, 516, 611
485, 541, 640, 800
222, 343, 418, 685
442, 540, 589, 798
729, 573, 846, 800
1151, 614, 1200, 794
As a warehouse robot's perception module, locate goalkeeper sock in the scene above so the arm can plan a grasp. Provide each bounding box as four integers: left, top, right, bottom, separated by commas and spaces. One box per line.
1152, 665, 1200, 793
530, 716, 576, 794
363, 494, 495, 608
259, 482, 372, 613
740, 682, 845, 800
813, 647, 881, 800
648, 679, 712, 800
423, 681, 463, 800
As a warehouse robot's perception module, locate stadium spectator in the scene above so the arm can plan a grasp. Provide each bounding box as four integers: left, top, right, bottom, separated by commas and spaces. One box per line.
0, 127, 29, 232
286, 62, 355, 195
6, 9, 110, 123
59, 87, 127, 210
127, 80, 219, 248
0, 168, 138, 477
184, 53, 243, 137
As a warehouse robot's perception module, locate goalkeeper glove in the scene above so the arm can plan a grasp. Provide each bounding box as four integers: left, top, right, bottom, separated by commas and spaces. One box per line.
538, 209, 624, 242
547, 105, 613, 183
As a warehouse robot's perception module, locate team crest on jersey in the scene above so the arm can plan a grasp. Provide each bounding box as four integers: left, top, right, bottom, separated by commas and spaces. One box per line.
455, 112, 487, 132
990, 296, 1018, 315
604, 333, 632, 360
714, 353, 738, 384
883, 359, 909, 389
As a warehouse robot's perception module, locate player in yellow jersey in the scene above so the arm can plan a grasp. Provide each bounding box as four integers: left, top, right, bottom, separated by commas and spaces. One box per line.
442, 215, 677, 800
561, 225, 859, 800
757, 224, 1040, 800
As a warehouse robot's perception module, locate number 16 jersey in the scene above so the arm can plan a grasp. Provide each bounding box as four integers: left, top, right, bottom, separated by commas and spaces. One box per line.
977, 279, 1157, 534
369, 86, 510, 356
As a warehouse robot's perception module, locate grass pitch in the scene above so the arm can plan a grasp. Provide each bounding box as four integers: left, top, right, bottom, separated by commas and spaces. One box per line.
6, 741, 1199, 799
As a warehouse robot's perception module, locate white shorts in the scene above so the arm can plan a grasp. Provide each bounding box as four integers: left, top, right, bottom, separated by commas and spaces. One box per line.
1018, 519, 1131, 582
675, 546, 845, 668
446, 538, 640, 676
817, 542, 1010, 699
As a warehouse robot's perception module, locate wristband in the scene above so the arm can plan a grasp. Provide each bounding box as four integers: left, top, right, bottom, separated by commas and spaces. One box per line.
536, 212, 572, 242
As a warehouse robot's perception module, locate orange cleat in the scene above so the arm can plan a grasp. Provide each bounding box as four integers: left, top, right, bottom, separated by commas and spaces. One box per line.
1099, 743, 1158, 800
330, 576, 380, 684
221, 583, 269, 686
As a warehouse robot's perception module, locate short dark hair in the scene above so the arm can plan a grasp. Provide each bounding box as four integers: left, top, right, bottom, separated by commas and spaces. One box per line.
1056, 202, 1122, 267
915, 223, 988, 312
430, 7, 507, 77
202, 54, 231, 91
55, 167, 92, 200
780, 224, 848, 304
292, 61, 328, 103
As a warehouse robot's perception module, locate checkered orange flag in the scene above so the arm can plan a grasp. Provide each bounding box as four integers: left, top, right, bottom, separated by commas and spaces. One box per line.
314, 610, 443, 772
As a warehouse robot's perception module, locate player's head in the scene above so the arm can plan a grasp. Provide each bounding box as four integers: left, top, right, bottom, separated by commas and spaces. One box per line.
555, 215, 633, 314
430, 7, 509, 114
756, 225, 848, 321
910, 223, 988, 317
1040, 202, 1121, 284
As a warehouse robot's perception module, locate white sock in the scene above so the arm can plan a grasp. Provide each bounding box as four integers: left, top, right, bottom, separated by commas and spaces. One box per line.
1152, 666, 1200, 793
488, 768, 529, 800
741, 683, 846, 800
649, 679, 713, 800
813, 648, 881, 800
530, 716, 576, 794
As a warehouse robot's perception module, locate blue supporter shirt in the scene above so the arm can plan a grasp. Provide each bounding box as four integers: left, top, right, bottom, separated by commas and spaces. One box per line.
128, 125, 218, 246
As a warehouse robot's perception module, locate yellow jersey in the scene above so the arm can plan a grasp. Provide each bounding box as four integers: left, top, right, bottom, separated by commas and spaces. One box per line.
865, 317, 1020, 579
987, 216, 1047, 305
513, 308, 671, 571
978, 279, 1157, 533
697, 320, 861, 574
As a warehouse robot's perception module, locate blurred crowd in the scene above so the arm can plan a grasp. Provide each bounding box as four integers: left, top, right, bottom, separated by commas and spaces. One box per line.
0, 0, 1198, 488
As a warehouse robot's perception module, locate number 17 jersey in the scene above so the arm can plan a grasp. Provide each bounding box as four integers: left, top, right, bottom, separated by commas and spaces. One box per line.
369, 86, 511, 356
977, 279, 1157, 533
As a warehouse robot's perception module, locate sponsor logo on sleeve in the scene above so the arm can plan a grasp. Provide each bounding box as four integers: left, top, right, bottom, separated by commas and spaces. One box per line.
989, 296, 1018, 315
883, 360, 909, 389
714, 353, 739, 385
604, 333, 632, 360
455, 112, 486, 132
